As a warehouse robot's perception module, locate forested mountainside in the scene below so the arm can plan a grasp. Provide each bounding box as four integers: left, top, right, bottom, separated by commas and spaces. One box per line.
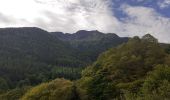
0, 27, 128, 90
51, 30, 128, 63
0, 27, 78, 89
2, 34, 169, 100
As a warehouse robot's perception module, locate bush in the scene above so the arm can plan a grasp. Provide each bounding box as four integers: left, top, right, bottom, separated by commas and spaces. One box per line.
21, 79, 80, 100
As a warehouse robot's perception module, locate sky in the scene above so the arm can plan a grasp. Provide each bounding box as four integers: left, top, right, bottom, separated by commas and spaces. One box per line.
0, 0, 170, 43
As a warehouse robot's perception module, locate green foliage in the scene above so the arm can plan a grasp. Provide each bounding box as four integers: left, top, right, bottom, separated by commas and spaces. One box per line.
78, 35, 169, 100
52, 30, 128, 64
117, 79, 144, 93
0, 28, 128, 90
166, 45, 170, 54
0, 77, 9, 93
51, 66, 83, 80
140, 65, 170, 98
0, 27, 80, 89
87, 78, 118, 100
21, 79, 80, 100
125, 65, 170, 100
0, 30, 170, 100
142, 34, 158, 43
0, 86, 31, 100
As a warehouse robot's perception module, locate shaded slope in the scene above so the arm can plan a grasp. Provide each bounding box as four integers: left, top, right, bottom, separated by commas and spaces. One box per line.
51, 30, 128, 63
0, 27, 128, 89
0, 27, 75, 64
0, 27, 78, 88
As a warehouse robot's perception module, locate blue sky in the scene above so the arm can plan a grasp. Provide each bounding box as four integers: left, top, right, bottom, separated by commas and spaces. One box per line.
112, 0, 170, 18
0, 0, 170, 43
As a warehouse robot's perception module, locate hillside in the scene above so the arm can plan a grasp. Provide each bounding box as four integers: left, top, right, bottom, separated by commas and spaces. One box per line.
0, 27, 80, 89
51, 30, 128, 62
78, 35, 170, 99
6, 34, 170, 100
0, 27, 77, 64
0, 27, 128, 90
1, 27, 170, 100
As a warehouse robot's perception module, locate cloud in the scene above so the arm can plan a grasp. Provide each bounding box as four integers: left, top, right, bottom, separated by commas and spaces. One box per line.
158, 0, 170, 9
0, 12, 31, 27
118, 4, 170, 43
33, 0, 120, 33
0, 0, 119, 32
0, 0, 170, 43
0, 13, 13, 23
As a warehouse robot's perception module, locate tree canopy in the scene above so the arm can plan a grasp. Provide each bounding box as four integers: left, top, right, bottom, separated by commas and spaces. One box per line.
78, 35, 170, 100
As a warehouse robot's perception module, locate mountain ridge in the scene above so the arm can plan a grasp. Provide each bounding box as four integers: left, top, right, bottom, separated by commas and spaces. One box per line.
0, 27, 129, 89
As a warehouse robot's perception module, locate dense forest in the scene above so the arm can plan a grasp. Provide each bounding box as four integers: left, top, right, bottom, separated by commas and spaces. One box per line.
0, 28, 170, 100
0, 27, 128, 91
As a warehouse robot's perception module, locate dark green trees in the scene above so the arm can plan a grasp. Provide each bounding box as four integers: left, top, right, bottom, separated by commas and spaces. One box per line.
142, 34, 158, 43
165, 45, 170, 54
0, 32, 170, 100
0, 28, 128, 90
0, 86, 31, 100
140, 65, 170, 99
21, 79, 80, 100
125, 65, 170, 100
0, 78, 9, 93
78, 35, 170, 100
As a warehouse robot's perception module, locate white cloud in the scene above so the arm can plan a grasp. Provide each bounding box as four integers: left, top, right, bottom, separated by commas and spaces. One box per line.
0, 0, 170, 43
34, 0, 120, 33
118, 4, 170, 43
0, 0, 119, 32
158, 0, 170, 9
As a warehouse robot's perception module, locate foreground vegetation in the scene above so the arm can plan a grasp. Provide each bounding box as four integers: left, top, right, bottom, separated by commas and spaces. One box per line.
0, 34, 170, 100
77, 34, 170, 100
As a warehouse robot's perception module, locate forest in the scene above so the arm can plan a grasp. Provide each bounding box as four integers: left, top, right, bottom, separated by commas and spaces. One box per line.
0, 28, 170, 100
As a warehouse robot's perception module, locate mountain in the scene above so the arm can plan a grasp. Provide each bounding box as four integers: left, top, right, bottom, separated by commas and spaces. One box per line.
0, 27, 81, 88
51, 30, 128, 63
51, 30, 118, 41
0, 27, 128, 89
9, 34, 170, 100
0, 29, 170, 100
0, 27, 77, 64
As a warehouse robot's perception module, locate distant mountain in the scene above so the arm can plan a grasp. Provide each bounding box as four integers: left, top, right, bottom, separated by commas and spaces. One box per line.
51, 30, 126, 42
51, 30, 128, 63
0, 27, 128, 89
51, 30, 118, 41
